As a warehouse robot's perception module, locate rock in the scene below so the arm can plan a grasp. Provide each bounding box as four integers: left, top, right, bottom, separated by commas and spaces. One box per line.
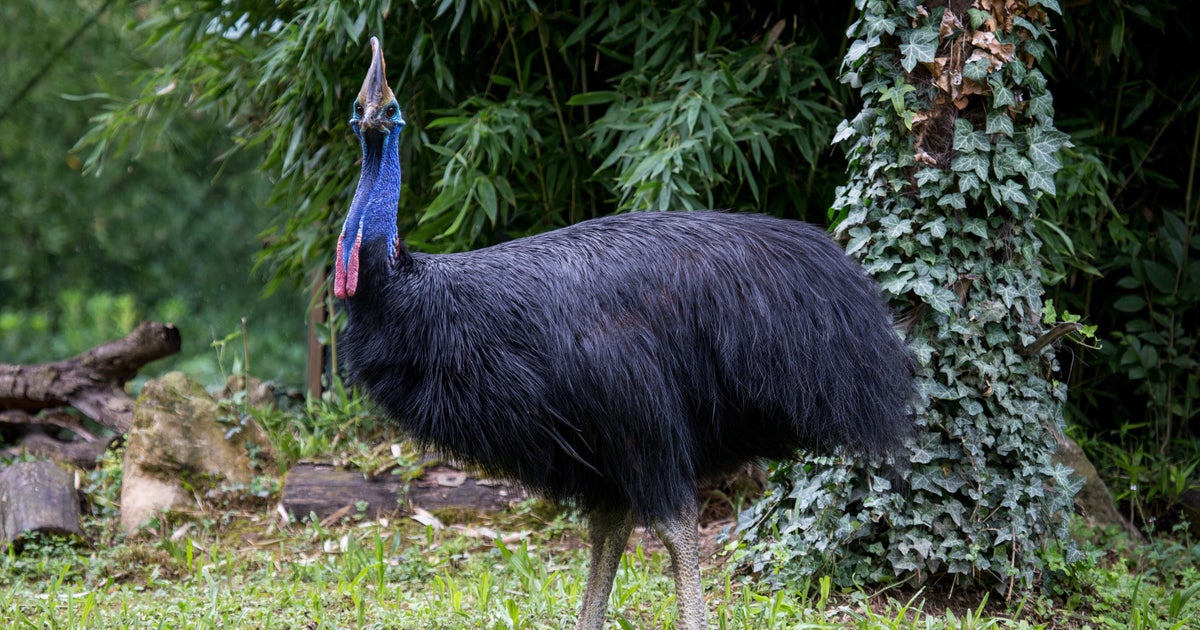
220, 375, 276, 410
1054, 435, 1144, 542
120, 371, 275, 532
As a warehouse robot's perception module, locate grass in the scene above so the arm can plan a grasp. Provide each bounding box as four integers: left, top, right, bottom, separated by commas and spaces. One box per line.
0, 517, 1050, 630
2, 390, 1199, 629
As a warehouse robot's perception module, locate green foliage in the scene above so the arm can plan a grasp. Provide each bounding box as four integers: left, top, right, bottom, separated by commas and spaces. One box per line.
80, 1, 850, 293
740, 0, 1080, 590
253, 384, 407, 473
1039, 0, 1200, 528
581, 42, 836, 215
0, 290, 140, 360
1078, 428, 1200, 533
0, 0, 305, 385
1106, 209, 1198, 450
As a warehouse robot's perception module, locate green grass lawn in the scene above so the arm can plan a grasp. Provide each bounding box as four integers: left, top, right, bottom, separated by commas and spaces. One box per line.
4, 494, 1198, 629
2, 394, 1197, 629
0, 513, 1033, 629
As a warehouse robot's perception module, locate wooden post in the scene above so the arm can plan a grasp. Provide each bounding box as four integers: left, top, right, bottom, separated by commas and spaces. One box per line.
307, 269, 327, 399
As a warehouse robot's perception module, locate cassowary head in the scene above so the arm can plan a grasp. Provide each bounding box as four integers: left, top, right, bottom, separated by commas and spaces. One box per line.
352, 36, 404, 135
336, 36, 406, 299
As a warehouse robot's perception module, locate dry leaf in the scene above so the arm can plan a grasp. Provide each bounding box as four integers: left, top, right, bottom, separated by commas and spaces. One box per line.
410, 506, 445, 530
319, 503, 355, 528
450, 525, 530, 545
966, 49, 1004, 73
170, 523, 192, 541
939, 9, 962, 38
970, 31, 1016, 62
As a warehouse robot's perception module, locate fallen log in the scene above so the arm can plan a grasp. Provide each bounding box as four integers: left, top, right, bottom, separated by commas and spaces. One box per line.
0, 320, 180, 434
0, 410, 115, 468
280, 462, 528, 524
0, 460, 83, 550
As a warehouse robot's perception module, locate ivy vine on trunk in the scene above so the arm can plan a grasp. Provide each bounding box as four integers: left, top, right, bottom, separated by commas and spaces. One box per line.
739, 0, 1082, 591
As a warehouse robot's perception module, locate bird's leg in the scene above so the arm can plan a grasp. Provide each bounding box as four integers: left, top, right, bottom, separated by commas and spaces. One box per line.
653, 496, 708, 630
576, 506, 634, 630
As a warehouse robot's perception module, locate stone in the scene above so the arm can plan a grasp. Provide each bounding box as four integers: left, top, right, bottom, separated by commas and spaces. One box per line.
1054, 435, 1144, 542
120, 371, 274, 532
220, 375, 277, 410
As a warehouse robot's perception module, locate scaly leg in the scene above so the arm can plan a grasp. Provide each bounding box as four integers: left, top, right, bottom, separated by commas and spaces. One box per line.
576, 505, 634, 630
653, 496, 708, 630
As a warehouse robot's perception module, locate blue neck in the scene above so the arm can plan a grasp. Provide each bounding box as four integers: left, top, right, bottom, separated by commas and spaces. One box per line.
348, 127, 402, 256
334, 122, 406, 299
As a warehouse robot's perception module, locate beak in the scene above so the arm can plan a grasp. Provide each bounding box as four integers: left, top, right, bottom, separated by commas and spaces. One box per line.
357, 36, 398, 131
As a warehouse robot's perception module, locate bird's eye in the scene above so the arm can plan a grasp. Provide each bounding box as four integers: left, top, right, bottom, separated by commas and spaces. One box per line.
386, 104, 398, 117
354, 102, 364, 116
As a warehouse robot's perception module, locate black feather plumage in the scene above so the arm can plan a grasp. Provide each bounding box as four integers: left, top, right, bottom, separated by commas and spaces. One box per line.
340, 210, 915, 524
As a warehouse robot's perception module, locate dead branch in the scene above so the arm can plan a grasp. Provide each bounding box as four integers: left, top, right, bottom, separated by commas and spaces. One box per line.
0, 321, 180, 433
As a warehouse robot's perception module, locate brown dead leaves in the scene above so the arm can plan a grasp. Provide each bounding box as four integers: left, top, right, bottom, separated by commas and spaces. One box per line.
909, 0, 1045, 163
919, 7, 1019, 111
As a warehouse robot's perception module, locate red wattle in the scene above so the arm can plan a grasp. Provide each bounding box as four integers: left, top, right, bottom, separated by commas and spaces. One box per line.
346, 231, 361, 297
334, 232, 348, 298
334, 230, 363, 299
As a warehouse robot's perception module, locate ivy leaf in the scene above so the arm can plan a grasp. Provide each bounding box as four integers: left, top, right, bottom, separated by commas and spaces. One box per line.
987, 111, 1014, 136
882, 215, 914, 238
962, 57, 991, 82
911, 275, 935, 297
967, 8, 992, 29
915, 167, 943, 186
991, 82, 1015, 109
832, 119, 857, 144
925, 218, 948, 239
1026, 126, 1070, 194
995, 283, 1022, 308
991, 179, 1029, 209
962, 218, 989, 238
878, 271, 913, 295
899, 26, 939, 73
1027, 126, 1069, 169
959, 172, 981, 196
992, 149, 1029, 180
1030, 0, 1062, 15
1027, 164, 1056, 195
845, 35, 881, 67
1026, 93, 1055, 124
951, 151, 989, 180
1013, 16, 1046, 41
864, 14, 902, 37
953, 119, 991, 153
937, 192, 966, 209
928, 286, 960, 315
845, 226, 873, 257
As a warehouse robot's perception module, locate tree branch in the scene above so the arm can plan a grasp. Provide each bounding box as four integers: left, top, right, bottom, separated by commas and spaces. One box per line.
0, 321, 180, 433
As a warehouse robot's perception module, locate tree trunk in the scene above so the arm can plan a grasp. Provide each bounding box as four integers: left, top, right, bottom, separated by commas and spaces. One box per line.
0, 460, 83, 550
742, 0, 1079, 592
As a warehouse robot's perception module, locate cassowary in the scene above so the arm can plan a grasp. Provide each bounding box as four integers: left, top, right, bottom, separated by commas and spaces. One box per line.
335, 37, 914, 630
